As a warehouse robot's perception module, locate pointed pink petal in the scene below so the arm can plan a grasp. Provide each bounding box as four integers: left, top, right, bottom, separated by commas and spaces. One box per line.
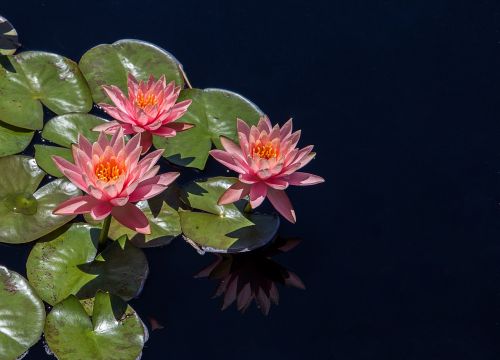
237, 118, 251, 138
209, 150, 246, 174
111, 203, 150, 234
279, 118, 293, 140
257, 116, 272, 133
151, 126, 177, 137
220, 136, 244, 159
53, 195, 99, 215
249, 182, 268, 208
77, 134, 93, 155
165, 122, 194, 132
124, 132, 142, 156
52, 155, 78, 174
265, 177, 289, 190
218, 181, 251, 205
140, 132, 153, 154
128, 172, 179, 202
239, 173, 259, 184
286, 172, 324, 186
110, 197, 129, 206
267, 188, 296, 223
90, 202, 113, 220
102, 85, 129, 112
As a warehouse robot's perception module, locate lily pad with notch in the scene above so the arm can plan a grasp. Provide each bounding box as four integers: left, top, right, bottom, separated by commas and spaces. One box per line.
0, 51, 93, 130
0, 266, 45, 360
153, 88, 264, 170
0, 155, 81, 244
180, 177, 280, 253
34, 113, 108, 177
79, 39, 184, 104
27, 223, 149, 306
44, 291, 146, 360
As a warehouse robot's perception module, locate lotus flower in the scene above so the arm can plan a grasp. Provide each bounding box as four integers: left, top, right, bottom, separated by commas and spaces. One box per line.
209, 117, 324, 223
94, 73, 193, 153
52, 128, 179, 234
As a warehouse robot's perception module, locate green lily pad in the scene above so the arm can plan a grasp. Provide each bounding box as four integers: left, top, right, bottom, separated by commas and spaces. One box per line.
0, 120, 34, 157
153, 88, 264, 169
85, 187, 183, 248
0, 266, 45, 360
0, 52, 92, 130
27, 223, 149, 306
34, 113, 108, 177
45, 292, 146, 360
0, 156, 80, 244
180, 177, 280, 253
79, 39, 184, 104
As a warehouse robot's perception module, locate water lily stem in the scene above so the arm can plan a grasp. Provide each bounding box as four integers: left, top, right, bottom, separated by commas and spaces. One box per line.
99, 215, 112, 245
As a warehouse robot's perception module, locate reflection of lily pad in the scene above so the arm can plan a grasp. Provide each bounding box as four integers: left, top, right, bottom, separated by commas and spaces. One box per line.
0, 156, 80, 244
79, 39, 184, 104
34, 113, 107, 176
0, 52, 92, 130
180, 177, 280, 253
27, 223, 148, 305
153, 88, 264, 169
0, 266, 45, 360
45, 292, 146, 360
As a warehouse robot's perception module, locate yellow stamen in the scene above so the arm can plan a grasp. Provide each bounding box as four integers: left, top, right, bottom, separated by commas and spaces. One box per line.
95, 158, 125, 182
136, 90, 158, 109
252, 142, 278, 160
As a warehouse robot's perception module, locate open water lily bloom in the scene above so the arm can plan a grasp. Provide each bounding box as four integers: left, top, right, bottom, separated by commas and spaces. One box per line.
52, 128, 179, 234
209, 116, 324, 223
94, 73, 193, 153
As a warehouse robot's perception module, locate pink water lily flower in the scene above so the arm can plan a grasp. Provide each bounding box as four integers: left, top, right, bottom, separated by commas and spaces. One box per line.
52, 128, 179, 234
94, 73, 193, 153
209, 116, 324, 223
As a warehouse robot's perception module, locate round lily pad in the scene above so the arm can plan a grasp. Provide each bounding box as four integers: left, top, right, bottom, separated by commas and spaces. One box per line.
0, 156, 81, 244
45, 291, 146, 360
0, 120, 33, 157
79, 39, 184, 104
27, 223, 149, 305
0, 16, 20, 55
180, 177, 280, 253
0, 266, 45, 360
153, 88, 264, 170
0, 52, 92, 130
85, 187, 182, 248
34, 113, 108, 176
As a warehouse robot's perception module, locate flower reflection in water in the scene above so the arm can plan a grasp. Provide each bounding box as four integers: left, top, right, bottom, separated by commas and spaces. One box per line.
195, 237, 305, 315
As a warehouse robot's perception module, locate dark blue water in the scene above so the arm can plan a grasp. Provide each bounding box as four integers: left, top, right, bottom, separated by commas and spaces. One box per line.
2, 0, 500, 359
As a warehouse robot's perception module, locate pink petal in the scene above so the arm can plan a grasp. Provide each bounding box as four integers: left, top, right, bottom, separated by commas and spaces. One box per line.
77, 134, 93, 156
102, 85, 129, 112
128, 172, 179, 202
110, 197, 129, 206
165, 122, 194, 132
220, 136, 244, 159
151, 126, 177, 137
90, 202, 113, 220
249, 182, 268, 208
286, 172, 324, 186
140, 132, 153, 154
111, 203, 150, 234
218, 181, 251, 205
237, 118, 251, 138
53, 195, 99, 215
267, 188, 296, 223
209, 150, 246, 174
279, 118, 293, 140
265, 177, 289, 190
257, 116, 272, 133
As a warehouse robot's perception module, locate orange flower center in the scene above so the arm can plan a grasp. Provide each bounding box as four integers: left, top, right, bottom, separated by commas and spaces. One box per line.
95, 158, 125, 182
136, 90, 158, 109
253, 142, 279, 160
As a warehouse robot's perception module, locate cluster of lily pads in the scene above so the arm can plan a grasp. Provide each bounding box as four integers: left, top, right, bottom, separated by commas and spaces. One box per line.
0, 16, 323, 360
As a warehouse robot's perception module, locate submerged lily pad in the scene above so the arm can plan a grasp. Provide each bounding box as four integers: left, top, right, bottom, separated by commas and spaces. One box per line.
45, 292, 146, 360
180, 177, 280, 253
27, 223, 149, 305
153, 88, 264, 169
34, 113, 107, 176
0, 52, 92, 130
79, 39, 184, 104
0, 156, 80, 244
0, 266, 45, 360
0, 16, 20, 55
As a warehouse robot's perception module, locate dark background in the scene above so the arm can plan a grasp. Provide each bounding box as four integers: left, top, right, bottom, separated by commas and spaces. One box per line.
2, 0, 500, 359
